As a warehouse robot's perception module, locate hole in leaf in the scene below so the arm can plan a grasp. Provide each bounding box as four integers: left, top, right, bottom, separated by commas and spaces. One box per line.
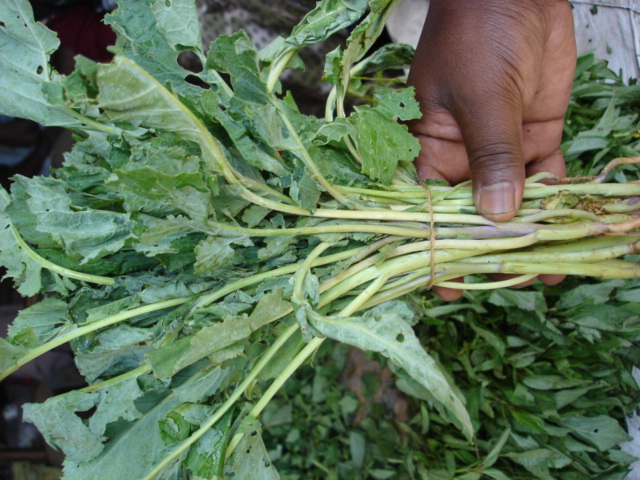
36, 65, 43, 75
75, 405, 97, 420
0, 22, 6, 28
396, 333, 405, 343
185, 74, 209, 89
178, 51, 203, 72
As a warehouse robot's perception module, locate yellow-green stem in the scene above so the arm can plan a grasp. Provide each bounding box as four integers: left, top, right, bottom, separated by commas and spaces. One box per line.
0, 296, 193, 381
11, 226, 114, 286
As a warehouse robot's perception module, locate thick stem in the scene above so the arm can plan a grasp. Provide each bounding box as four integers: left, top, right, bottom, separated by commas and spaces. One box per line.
0, 296, 193, 381
224, 336, 325, 460
207, 220, 431, 239
595, 157, 640, 182
341, 179, 640, 204
318, 248, 488, 309
11, 226, 114, 286
80, 365, 151, 393
266, 50, 296, 92
64, 108, 121, 135
440, 260, 640, 279
461, 238, 640, 265
437, 274, 538, 290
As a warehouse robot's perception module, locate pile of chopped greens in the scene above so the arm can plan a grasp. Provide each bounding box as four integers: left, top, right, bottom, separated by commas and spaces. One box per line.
1, 1, 640, 479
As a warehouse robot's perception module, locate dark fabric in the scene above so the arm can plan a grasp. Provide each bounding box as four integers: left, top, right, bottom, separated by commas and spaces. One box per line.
45, 3, 116, 63
0, 119, 52, 191
29, 0, 106, 21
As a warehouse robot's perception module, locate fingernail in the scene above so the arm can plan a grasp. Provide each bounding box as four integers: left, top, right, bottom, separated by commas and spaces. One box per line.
477, 182, 516, 216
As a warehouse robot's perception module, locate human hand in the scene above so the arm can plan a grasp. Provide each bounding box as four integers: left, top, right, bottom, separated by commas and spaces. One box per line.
407, 0, 576, 300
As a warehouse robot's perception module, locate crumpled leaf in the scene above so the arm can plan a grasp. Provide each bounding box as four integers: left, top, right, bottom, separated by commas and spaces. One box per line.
0, 338, 29, 375
105, 0, 205, 97
58, 366, 230, 480
22, 376, 145, 465
121, 170, 212, 221
23, 391, 104, 463
74, 324, 154, 382
8, 176, 134, 263
98, 57, 201, 139
7, 297, 70, 348
150, 0, 201, 51
347, 87, 421, 184
184, 411, 233, 479
261, 0, 368, 70
289, 0, 368, 47
146, 289, 291, 379
308, 301, 474, 440
202, 91, 291, 177
223, 423, 280, 480
0, 1, 79, 126
87, 377, 145, 438
350, 42, 415, 76
207, 31, 269, 105
0, 187, 44, 295
193, 236, 239, 276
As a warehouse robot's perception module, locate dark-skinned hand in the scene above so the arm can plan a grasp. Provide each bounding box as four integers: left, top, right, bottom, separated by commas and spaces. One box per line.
407, 0, 577, 301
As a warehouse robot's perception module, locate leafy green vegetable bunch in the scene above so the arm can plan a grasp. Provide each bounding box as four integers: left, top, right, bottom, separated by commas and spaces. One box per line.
1, 1, 640, 479
263, 52, 640, 480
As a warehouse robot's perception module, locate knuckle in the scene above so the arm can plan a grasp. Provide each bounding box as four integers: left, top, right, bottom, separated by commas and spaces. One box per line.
468, 142, 521, 171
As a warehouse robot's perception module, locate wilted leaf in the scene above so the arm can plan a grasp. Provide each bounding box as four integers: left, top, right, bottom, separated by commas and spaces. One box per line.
308, 301, 473, 440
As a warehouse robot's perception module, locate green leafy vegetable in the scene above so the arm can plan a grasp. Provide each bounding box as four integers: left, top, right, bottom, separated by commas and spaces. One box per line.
1, 1, 639, 479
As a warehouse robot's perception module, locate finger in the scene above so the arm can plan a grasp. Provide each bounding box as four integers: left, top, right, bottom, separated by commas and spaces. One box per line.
453, 94, 526, 222
413, 134, 470, 185
540, 274, 565, 286
432, 281, 464, 302
524, 142, 567, 180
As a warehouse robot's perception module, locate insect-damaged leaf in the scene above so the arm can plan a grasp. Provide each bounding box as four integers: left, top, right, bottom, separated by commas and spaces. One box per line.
308, 301, 474, 440
0, 1, 80, 126
349, 88, 421, 184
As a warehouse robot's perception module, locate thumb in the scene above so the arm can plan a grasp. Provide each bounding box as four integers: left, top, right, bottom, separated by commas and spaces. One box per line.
456, 101, 525, 222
